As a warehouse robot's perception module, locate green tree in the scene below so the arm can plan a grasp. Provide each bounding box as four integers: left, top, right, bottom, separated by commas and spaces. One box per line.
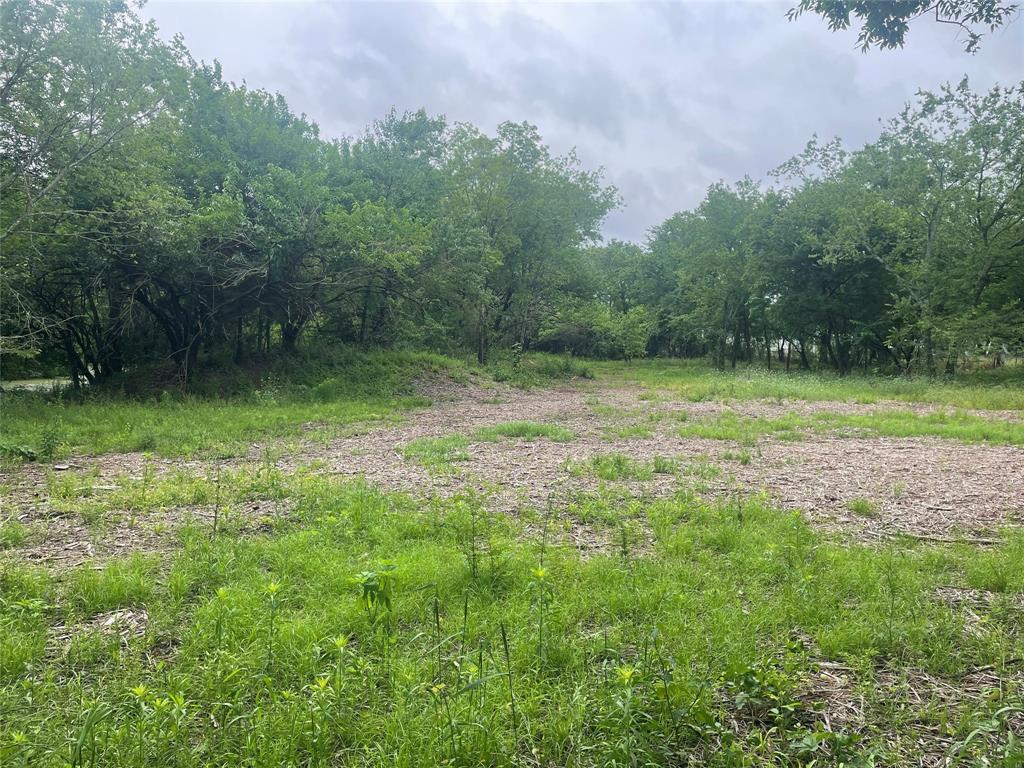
788, 0, 1019, 52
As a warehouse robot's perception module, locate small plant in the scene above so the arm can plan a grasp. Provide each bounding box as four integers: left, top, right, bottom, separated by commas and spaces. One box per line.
40, 420, 63, 461
453, 497, 486, 580
845, 497, 879, 517
0, 442, 38, 461
722, 656, 801, 727
212, 587, 232, 646
263, 581, 282, 670
611, 664, 640, 761
603, 423, 654, 440
651, 456, 677, 474
881, 548, 903, 653
71, 702, 112, 767
132, 433, 157, 453
720, 449, 751, 465
531, 508, 554, 662
353, 566, 396, 628
574, 453, 653, 481
474, 421, 574, 443
0, 518, 28, 549
499, 621, 518, 740
683, 459, 721, 480
402, 435, 470, 471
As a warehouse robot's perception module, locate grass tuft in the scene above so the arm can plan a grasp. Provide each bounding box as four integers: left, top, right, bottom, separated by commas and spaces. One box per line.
403, 435, 471, 471
474, 421, 575, 443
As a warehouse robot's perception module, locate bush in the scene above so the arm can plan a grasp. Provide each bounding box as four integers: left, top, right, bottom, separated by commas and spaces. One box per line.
538, 299, 654, 360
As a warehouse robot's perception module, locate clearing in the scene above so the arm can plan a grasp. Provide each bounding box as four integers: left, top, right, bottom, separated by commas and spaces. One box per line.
1, 359, 1022, 766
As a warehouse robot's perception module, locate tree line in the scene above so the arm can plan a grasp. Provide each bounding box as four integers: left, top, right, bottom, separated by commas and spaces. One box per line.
1, 0, 1021, 385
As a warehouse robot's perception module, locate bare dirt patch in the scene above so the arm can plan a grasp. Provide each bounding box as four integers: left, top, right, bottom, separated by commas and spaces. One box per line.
799, 658, 1023, 766
741, 437, 1023, 539
3, 379, 1021, 568
286, 382, 1023, 542
50, 608, 149, 653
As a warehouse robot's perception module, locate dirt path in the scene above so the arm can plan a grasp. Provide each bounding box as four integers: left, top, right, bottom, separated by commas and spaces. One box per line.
287, 380, 1024, 540
3, 379, 1022, 569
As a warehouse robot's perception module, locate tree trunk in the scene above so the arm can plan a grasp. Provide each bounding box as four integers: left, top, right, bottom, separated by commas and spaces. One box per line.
281, 320, 302, 352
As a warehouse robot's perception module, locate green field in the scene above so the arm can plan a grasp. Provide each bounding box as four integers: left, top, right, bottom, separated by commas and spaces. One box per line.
1, 357, 1022, 766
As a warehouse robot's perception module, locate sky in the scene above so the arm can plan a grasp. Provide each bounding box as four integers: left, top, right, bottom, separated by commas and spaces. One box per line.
144, 1, 1023, 242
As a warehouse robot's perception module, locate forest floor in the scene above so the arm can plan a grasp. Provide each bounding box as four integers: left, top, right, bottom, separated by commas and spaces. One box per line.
1, 358, 1022, 766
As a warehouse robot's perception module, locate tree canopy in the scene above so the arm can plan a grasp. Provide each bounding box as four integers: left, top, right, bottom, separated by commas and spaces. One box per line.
789, 0, 1020, 52
1, 0, 1021, 385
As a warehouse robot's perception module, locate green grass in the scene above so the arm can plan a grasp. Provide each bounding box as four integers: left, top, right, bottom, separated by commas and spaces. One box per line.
4, 356, 1020, 463
570, 453, 656, 482
43, 461, 294, 519
402, 435, 471, 471
0, 517, 29, 549
65, 554, 157, 615
593, 358, 1024, 411
2, 353, 1023, 763
487, 352, 594, 389
676, 408, 1024, 446
0, 386, 410, 461
0, 350, 468, 460
602, 423, 654, 440
0, 476, 1021, 766
474, 421, 575, 443
845, 498, 880, 518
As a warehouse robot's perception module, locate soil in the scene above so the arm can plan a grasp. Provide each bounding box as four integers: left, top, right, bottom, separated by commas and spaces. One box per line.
2, 378, 1022, 569
284, 380, 1024, 541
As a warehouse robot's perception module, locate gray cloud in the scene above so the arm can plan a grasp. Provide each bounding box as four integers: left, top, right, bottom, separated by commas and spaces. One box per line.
146, 1, 1023, 241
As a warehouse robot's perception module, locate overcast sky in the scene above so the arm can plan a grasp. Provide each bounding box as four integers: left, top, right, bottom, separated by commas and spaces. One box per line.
145, 1, 1023, 242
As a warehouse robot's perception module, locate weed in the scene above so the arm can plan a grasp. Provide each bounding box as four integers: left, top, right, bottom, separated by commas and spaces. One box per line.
2, 356, 1022, 766
353, 566, 396, 628
572, 453, 654, 481
0, 518, 29, 549
651, 456, 678, 475
720, 449, 752, 465
474, 421, 574, 442
603, 423, 655, 440
846, 498, 880, 517
402, 435, 470, 471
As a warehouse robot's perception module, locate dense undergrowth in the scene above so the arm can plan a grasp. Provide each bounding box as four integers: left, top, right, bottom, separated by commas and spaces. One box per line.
1, 471, 1021, 766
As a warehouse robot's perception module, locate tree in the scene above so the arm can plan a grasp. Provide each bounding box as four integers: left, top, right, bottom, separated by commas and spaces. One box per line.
862, 80, 1024, 372
650, 181, 766, 369
788, 0, 1019, 53
0, 0, 186, 364
443, 122, 618, 361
